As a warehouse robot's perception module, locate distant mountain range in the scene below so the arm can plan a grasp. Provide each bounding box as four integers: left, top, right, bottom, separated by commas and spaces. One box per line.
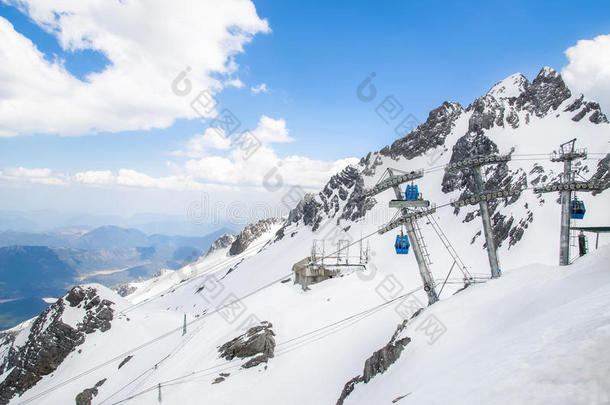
0, 210, 240, 237
0, 225, 234, 329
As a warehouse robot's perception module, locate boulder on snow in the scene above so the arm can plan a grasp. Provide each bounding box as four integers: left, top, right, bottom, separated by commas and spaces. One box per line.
218, 322, 275, 368
75, 378, 106, 405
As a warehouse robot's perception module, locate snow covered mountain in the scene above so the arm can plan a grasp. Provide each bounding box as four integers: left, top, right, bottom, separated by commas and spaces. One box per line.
1, 67, 609, 405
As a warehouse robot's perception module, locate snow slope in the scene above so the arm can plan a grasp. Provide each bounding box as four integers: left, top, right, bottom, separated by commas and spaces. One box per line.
345, 246, 610, 405
1, 67, 610, 405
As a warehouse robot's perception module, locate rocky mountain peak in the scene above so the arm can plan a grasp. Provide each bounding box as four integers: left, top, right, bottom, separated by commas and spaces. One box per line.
207, 233, 236, 255
229, 218, 284, 256
379, 101, 464, 160
528, 66, 571, 115
487, 73, 529, 99
0, 286, 116, 405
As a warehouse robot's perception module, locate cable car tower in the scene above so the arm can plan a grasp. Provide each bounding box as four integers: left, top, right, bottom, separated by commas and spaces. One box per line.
533, 139, 604, 265
365, 168, 439, 305
446, 153, 517, 278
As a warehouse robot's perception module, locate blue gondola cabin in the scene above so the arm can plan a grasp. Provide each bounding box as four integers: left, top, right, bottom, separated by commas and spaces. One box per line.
570, 200, 585, 219
405, 185, 419, 200
395, 235, 410, 254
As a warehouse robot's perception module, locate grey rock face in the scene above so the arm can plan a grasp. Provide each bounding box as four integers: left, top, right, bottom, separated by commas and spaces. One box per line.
591, 153, 610, 195
379, 101, 463, 160
75, 378, 106, 405
118, 355, 133, 369
218, 321, 275, 369
0, 286, 114, 405
526, 66, 572, 116
112, 284, 137, 297
229, 219, 283, 256
286, 165, 375, 232
207, 234, 236, 255
336, 320, 411, 405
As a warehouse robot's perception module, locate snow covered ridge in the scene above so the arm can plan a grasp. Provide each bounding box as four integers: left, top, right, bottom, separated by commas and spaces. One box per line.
0, 286, 116, 405
228, 218, 284, 256
112, 218, 284, 304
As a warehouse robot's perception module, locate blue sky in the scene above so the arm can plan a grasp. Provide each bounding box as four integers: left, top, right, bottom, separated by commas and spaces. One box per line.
0, 0, 609, 222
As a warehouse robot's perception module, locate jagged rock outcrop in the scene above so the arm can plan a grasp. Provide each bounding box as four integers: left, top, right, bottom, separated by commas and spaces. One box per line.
75, 378, 106, 405
229, 219, 283, 256
218, 321, 275, 369
112, 283, 137, 297
0, 286, 114, 405
207, 233, 236, 255
591, 153, 610, 195
564, 95, 609, 124
286, 165, 375, 232
379, 101, 463, 160
336, 319, 411, 405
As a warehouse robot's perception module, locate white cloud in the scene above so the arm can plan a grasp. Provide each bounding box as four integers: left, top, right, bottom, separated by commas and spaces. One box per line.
0, 0, 270, 137
0, 166, 67, 185
181, 116, 356, 189
251, 115, 293, 144
172, 127, 232, 158
72, 169, 213, 191
2, 115, 357, 193
562, 34, 610, 114
251, 83, 268, 94
73, 170, 115, 185
174, 115, 293, 158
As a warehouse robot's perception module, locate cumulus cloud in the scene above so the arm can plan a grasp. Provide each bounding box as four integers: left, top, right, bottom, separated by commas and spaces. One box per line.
173, 115, 293, 158
172, 127, 232, 158
180, 116, 356, 189
562, 34, 610, 114
0, 0, 269, 137
251, 83, 268, 94
0, 167, 67, 185
251, 115, 293, 144
1, 115, 357, 192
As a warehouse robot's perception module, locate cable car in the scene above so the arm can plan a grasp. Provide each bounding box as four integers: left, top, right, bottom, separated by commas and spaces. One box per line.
395, 233, 410, 254
570, 199, 586, 219
405, 184, 419, 200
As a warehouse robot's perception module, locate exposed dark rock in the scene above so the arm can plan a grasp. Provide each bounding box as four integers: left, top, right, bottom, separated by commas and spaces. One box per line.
335, 376, 364, 405
441, 132, 500, 194
65, 287, 87, 307
218, 322, 275, 369
0, 287, 114, 405
286, 165, 375, 231
527, 67, 571, 116
566, 95, 609, 124
118, 355, 133, 369
591, 153, 610, 195
392, 393, 412, 403
379, 101, 463, 160
336, 320, 411, 405
207, 234, 236, 255
112, 284, 137, 297
229, 219, 283, 256
242, 354, 270, 369
75, 378, 106, 405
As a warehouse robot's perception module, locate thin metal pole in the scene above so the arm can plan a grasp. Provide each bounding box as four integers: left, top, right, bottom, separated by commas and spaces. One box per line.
596, 233, 599, 250
438, 261, 456, 298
